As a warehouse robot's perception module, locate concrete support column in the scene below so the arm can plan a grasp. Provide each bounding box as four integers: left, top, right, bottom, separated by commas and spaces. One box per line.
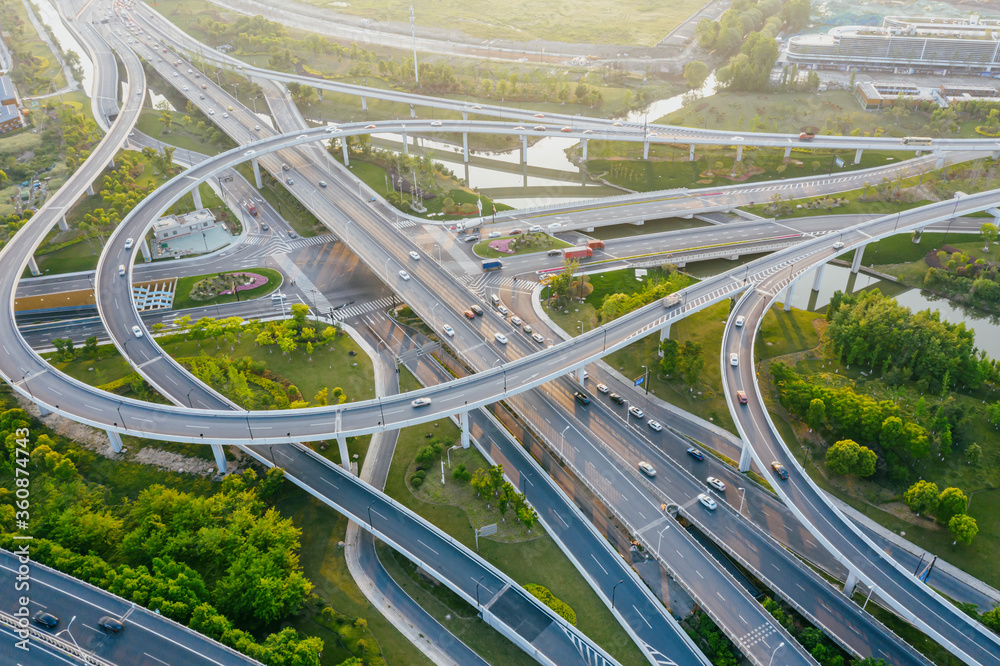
581, 138, 588, 160
520, 135, 527, 163
851, 244, 866, 274
337, 435, 351, 472
811, 264, 825, 292
402, 130, 408, 155
660, 323, 670, 342
251, 157, 263, 188
191, 186, 203, 210
854, 148, 863, 165
86, 183, 95, 196
409, 104, 415, 118
211, 444, 227, 474
575, 366, 586, 384
463, 132, 469, 163
107, 430, 123, 453
459, 411, 470, 449
844, 570, 860, 597
783, 146, 792, 159
736, 145, 744, 162
37, 404, 51, 417
141, 238, 151, 263
461, 110, 468, 121
738, 443, 753, 472
109, 158, 116, 170
993, 149, 1000, 160
643, 141, 649, 160
58, 215, 69, 231
783, 282, 795, 311
936, 153, 945, 170
28, 256, 39, 276
361, 96, 367, 111
689, 144, 695, 161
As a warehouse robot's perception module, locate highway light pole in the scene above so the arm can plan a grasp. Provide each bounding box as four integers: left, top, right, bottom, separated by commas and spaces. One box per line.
611, 579, 624, 609
560, 425, 569, 457
768, 642, 785, 666
737, 487, 746, 516
409, 6, 419, 85
641, 365, 649, 395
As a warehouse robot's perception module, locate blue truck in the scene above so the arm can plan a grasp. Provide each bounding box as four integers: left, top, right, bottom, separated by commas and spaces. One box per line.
482, 259, 503, 272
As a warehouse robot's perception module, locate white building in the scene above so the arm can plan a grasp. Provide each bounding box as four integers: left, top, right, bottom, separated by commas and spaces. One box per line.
152, 208, 216, 241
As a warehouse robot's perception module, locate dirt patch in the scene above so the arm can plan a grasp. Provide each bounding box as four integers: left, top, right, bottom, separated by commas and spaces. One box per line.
877, 501, 943, 530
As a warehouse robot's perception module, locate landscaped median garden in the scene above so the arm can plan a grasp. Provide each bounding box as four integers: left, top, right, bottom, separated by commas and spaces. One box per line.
473, 231, 571, 259
172, 268, 282, 309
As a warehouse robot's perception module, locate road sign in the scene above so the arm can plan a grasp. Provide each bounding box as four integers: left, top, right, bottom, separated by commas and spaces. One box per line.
835, 156, 845, 168
634, 376, 645, 387
475, 523, 498, 552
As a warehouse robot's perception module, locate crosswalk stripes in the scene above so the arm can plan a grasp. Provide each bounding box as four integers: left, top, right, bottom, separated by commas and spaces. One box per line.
238, 233, 338, 258
560, 624, 616, 666
328, 296, 396, 320
642, 645, 678, 666
391, 218, 417, 230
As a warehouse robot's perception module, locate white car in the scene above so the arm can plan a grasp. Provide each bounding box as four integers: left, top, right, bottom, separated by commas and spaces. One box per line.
510, 316, 522, 326
488, 231, 501, 239
529, 225, 542, 232
648, 419, 662, 432
494, 332, 508, 344
124, 238, 133, 250
399, 270, 411, 281
638, 461, 656, 477
596, 383, 609, 394
707, 477, 726, 492
243, 150, 255, 157
430, 120, 443, 127
497, 305, 509, 316
735, 316, 745, 327
730, 353, 739, 366
532, 332, 544, 343
172, 71, 178, 77
222, 113, 229, 118
182, 85, 188, 91
833, 241, 845, 249
411, 397, 432, 407
442, 324, 455, 337
409, 251, 420, 260
697, 493, 717, 510
547, 222, 562, 229
629, 406, 644, 419
208, 109, 214, 115
131, 325, 143, 338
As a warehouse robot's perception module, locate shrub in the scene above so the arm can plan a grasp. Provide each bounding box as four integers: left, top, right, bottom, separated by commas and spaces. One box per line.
524, 584, 576, 626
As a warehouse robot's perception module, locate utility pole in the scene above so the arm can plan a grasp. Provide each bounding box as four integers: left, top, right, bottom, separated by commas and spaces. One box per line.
410, 6, 419, 85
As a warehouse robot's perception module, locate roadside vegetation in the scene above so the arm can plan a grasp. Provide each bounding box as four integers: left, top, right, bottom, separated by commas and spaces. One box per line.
0, 0, 68, 95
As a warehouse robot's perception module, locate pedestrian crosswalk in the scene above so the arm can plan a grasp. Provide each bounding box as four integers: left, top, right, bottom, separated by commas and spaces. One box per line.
391, 217, 418, 230
326, 296, 396, 320
460, 273, 539, 297
239, 232, 338, 259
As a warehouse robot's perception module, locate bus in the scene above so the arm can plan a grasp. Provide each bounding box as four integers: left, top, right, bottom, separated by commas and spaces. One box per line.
901, 137, 933, 146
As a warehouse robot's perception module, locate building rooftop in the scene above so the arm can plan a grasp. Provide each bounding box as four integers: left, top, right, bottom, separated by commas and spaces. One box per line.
0, 104, 20, 124
0, 75, 17, 102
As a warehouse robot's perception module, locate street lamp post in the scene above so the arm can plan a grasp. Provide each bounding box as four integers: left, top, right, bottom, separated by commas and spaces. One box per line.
768, 642, 785, 666
611, 579, 624, 609
367, 501, 376, 529
641, 364, 649, 395
738, 487, 746, 515
560, 425, 570, 457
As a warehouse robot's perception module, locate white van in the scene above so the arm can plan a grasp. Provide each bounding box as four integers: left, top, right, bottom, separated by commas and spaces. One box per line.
118, 264, 125, 276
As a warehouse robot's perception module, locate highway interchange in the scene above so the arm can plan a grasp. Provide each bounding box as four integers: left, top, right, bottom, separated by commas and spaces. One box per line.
3, 0, 1000, 664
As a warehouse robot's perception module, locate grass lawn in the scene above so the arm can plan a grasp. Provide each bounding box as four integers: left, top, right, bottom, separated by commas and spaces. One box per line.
172, 267, 283, 309
35, 236, 103, 275
136, 109, 235, 156
873, 233, 994, 286
756, 307, 823, 362
385, 370, 646, 664
293, 0, 702, 45
473, 232, 570, 258
10, 0, 67, 95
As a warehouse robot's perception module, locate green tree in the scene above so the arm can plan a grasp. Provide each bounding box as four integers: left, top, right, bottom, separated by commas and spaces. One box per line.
981, 221, 999, 252
806, 398, 826, 429
684, 61, 710, 89
903, 480, 939, 514
856, 445, 877, 477
825, 439, 858, 475
949, 514, 978, 545
937, 487, 968, 522
983, 605, 1000, 633
880, 416, 904, 449
965, 443, 982, 466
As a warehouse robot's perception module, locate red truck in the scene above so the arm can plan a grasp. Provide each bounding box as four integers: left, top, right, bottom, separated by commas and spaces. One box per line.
246, 202, 258, 216
799, 132, 815, 141
563, 247, 593, 260
586, 239, 605, 251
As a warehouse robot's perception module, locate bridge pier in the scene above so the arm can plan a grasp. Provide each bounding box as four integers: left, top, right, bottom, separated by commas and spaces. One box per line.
402, 129, 408, 155
28, 255, 39, 276
212, 444, 227, 474
251, 157, 263, 187
461, 110, 468, 121
58, 215, 69, 232
581, 138, 588, 160
851, 244, 866, 274
811, 264, 825, 291
994, 150, 1000, 160
689, 144, 695, 161
459, 410, 470, 449
783, 282, 795, 311
659, 323, 671, 343
86, 183, 95, 196
844, 570, 860, 597
409, 104, 415, 118
736, 145, 743, 162
575, 366, 586, 385
521, 135, 527, 163
337, 435, 351, 472
854, 148, 863, 165
463, 132, 469, 163
192, 186, 203, 210
738, 442, 753, 472
108, 157, 115, 170
107, 430, 123, 453
140, 238, 151, 262
935, 153, 945, 170
361, 96, 367, 111
36, 404, 51, 417
783, 146, 792, 159
643, 141, 649, 160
